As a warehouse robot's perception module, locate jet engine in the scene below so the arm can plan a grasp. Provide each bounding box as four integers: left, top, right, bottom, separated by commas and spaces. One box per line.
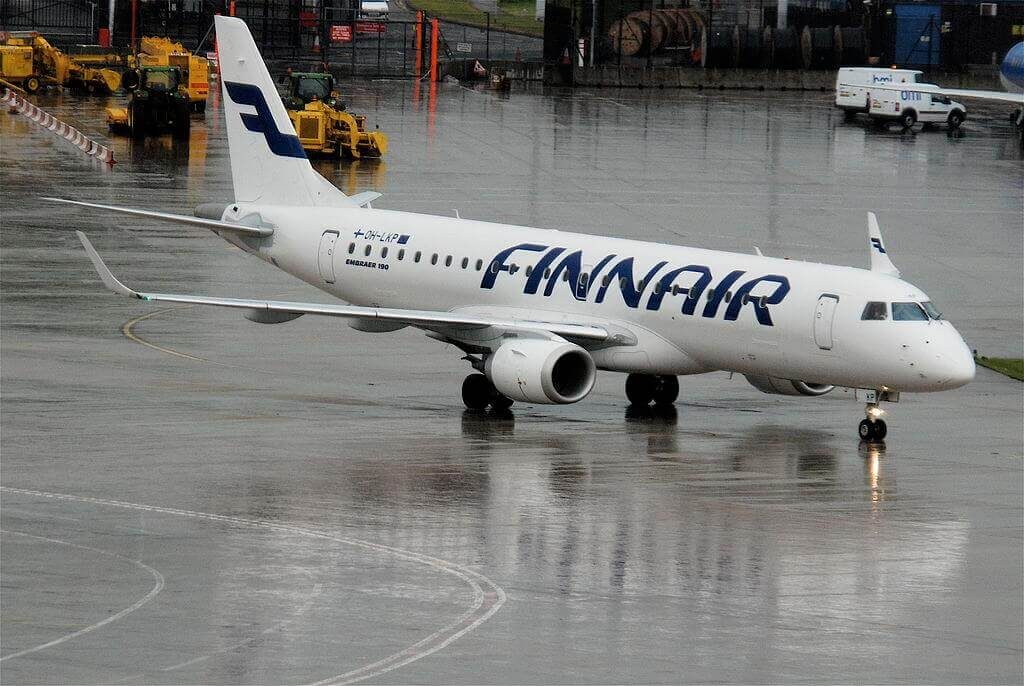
485, 338, 596, 404
744, 375, 834, 397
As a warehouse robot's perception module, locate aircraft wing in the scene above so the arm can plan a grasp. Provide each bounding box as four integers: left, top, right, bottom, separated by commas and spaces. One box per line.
76, 231, 621, 345
839, 82, 1024, 104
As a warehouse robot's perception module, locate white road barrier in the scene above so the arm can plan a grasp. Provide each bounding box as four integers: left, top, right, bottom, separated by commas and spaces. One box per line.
2, 87, 115, 165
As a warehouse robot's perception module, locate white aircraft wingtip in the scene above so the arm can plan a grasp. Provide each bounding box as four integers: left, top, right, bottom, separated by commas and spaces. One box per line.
75, 231, 140, 299
867, 212, 900, 278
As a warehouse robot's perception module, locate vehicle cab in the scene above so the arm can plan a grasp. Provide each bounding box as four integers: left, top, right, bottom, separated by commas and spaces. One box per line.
836, 67, 922, 114
868, 87, 966, 130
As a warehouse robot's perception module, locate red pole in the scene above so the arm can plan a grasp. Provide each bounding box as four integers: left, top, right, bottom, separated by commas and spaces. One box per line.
429, 18, 439, 83
414, 11, 423, 78
130, 0, 138, 52
229, 1, 236, 16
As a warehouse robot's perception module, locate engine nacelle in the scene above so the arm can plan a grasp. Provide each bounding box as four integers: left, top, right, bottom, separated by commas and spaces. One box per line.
485, 338, 596, 404
744, 375, 834, 397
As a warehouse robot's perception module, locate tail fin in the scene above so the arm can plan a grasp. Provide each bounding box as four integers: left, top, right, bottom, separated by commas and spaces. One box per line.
215, 15, 351, 207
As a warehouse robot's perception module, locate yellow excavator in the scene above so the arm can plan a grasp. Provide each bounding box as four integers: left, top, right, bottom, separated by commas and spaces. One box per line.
283, 72, 387, 159
131, 37, 209, 113
0, 32, 120, 93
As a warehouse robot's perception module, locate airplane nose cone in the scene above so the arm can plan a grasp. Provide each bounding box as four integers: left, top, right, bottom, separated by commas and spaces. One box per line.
947, 342, 976, 388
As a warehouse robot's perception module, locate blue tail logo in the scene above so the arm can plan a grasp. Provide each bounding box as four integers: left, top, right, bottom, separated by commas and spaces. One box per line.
870, 237, 887, 254
224, 81, 306, 159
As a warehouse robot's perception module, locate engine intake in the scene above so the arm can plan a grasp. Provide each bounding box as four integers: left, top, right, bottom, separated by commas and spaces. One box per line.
744, 375, 834, 397
486, 338, 596, 404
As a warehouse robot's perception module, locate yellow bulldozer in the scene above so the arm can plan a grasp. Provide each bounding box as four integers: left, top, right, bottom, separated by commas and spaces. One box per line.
0, 32, 120, 94
283, 72, 387, 159
131, 37, 209, 113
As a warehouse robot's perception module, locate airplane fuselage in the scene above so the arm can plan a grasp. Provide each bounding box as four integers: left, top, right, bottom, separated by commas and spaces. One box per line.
221, 204, 975, 394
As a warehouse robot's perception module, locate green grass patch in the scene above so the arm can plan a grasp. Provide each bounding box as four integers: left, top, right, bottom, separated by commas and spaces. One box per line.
975, 356, 1024, 381
406, 0, 544, 37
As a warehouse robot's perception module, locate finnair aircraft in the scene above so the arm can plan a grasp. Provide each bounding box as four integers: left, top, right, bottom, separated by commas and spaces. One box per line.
58, 16, 975, 442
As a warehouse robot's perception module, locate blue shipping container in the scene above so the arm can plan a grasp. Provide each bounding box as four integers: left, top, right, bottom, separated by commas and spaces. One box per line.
895, 4, 942, 65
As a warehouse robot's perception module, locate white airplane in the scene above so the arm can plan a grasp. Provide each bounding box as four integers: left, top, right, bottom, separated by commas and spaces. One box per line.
56, 16, 975, 442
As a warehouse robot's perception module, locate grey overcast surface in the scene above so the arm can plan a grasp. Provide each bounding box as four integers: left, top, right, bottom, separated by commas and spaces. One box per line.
1, 83, 1022, 684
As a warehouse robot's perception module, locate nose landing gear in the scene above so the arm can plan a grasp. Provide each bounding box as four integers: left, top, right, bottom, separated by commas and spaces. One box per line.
858, 389, 897, 441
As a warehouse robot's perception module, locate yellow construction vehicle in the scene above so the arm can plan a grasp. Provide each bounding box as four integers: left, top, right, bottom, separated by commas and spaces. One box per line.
283, 72, 387, 159
131, 37, 209, 113
0, 32, 120, 93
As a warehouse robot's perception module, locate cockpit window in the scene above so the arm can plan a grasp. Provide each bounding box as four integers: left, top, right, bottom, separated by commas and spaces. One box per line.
861, 301, 888, 320
892, 302, 929, 321
921, 301, 942, 320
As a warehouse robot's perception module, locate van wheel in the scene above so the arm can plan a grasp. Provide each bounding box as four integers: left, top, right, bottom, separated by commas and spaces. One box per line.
947, 111, 964, 129
900, 111, 916, 130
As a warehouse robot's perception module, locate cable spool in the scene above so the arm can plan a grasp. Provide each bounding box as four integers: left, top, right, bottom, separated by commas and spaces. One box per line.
835, 26, 866, 65
608, 15, 649, 57
706, 28, 734, 68
733, 25, 764, 68
801, 25, 836, 69
769, 26, 800, 68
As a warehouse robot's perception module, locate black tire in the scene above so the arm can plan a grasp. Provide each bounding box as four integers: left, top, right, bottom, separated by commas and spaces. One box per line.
491, 393, 514, 410
872, 419, 887, 440
625, 373, 657, 406
947, 110, 964, 130
462, 373, 494, 410
129, 102, 147, 138
24, 76, 40, 93
858, 419, 873, 440
652, 375, 679, 406
900, 111, 916, 130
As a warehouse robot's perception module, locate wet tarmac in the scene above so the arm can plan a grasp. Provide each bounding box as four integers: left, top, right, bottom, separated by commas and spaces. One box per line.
1, 82, 1022, 683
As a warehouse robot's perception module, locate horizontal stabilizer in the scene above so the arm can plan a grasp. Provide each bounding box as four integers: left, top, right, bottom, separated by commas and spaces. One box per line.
349, 191, 383, 208
45, 197, 274, 237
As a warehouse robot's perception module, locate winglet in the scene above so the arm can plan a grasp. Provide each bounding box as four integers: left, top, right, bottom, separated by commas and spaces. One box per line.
867, 212, 900, 278
75, 231, 141, 299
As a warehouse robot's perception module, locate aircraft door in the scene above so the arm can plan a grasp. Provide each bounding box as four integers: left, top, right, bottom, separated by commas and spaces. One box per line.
318, 230, 339, 284
813, 294, 840, 350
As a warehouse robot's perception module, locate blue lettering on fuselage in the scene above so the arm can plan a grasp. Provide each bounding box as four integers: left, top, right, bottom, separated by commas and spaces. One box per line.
480, 244, 792, 326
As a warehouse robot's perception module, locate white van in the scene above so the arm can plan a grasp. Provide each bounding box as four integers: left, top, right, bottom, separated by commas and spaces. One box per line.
358, 0, 389, 20
835, 67, 923, 114
868, 88, 967, 130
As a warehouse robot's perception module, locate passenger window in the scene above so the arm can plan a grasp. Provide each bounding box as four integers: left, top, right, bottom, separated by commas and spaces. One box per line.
461, 257, 469, 269
364, 244, 372, 257
893, 302, 928, 321
414, 251, 422, 263
653, 282, 662, 295
445, 255, 452, 267
381, 247, 388, 258
707, 288, 715, 301
562, 271, 569, 282
544, 268, 551, 279
861, 301, 887, 320
475, 259, 483, 271
490, 261, 499, 273
348, 243, 355, 254
398, 249, 405, 260
579, 273, 589, 286
723, 290, 731, 303
431, 253, 439, 265
525, 265, 533, 277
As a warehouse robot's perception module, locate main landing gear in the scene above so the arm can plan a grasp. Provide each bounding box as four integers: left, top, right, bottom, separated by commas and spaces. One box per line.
625, 373, 679, 407
462, 373, 514, 410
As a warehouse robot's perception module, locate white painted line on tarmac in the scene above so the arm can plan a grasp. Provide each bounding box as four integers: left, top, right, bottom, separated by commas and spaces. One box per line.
0, 529, 166, 663
1, 487, 507, 684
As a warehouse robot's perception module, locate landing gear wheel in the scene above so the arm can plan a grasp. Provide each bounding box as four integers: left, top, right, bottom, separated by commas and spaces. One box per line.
652, 375, 679, 406
491, 393, 514, 410
625, 373, 657, 406
462, 373, 494, 410
858, 419, 887, 441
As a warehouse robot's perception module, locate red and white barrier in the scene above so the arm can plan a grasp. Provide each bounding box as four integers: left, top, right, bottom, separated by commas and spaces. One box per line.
3, 87, 116, 165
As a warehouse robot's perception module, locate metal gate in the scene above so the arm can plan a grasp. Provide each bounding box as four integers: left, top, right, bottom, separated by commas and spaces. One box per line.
318, 230, 339, 284
813, 294, 839, 350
